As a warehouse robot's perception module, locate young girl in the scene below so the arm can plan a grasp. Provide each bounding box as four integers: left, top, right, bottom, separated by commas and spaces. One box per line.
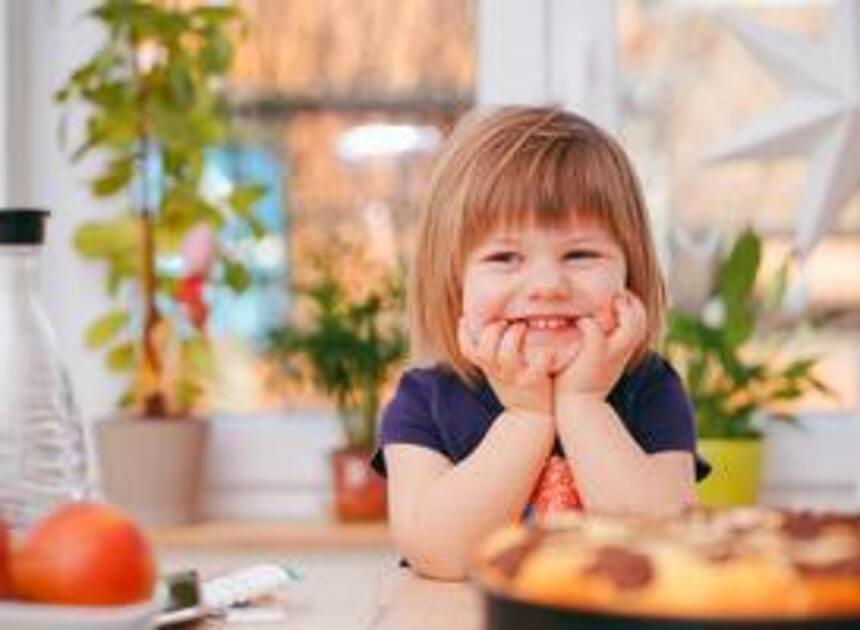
371, 106, 708, 581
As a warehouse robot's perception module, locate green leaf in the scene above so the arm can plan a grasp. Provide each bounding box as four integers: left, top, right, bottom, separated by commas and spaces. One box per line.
124, 2, 164, 41
157, 191, 223, 249
175, 378, 203, 411
227, 183, 267, 217
167, 55, 195, 108
721, 303, 755, 348
806, 376, 835, 397
763, 256, 791, 312
106, 342, 135, 372
245, 215, 268, 239
182, 336, 212, 375
57, 48, 120, 103
716, 345, 749, 384
665, 311, 705, 346
91, 157, 134, 196
85, 310, 129, 348
771, 385, 803, 401
106, 263, 136, 295
200, 29, 233, 74
74, 216, 140, 259
86, 81, 134, 110
151, 107, 203, 149
782, 357, 817, 379
768, 412, 800, 425
86, 111, 138, 149
191, 6, 240, 24
718, 229, 761, 307
223, 260, 251, 293
116, 388, 135, 409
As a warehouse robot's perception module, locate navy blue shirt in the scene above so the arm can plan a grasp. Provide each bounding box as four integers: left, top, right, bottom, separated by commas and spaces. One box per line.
372, 352, 710, 481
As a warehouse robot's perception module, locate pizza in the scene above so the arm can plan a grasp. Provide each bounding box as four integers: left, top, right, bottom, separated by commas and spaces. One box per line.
475, 507, 860, 621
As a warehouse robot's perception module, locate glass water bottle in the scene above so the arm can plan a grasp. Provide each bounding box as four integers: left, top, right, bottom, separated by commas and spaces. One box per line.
0, 209, 94, 532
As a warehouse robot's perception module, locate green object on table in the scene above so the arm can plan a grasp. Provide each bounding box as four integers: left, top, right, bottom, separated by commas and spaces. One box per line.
697, 438, 763, 507
162, 569, 201, 612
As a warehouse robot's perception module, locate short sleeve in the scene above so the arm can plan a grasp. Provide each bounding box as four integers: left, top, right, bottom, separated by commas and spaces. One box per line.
370, 370, 445, 477
631, 360, 711, 481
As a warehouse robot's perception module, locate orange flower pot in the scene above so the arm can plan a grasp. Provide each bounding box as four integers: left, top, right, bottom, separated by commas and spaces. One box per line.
331, 448, 387, 522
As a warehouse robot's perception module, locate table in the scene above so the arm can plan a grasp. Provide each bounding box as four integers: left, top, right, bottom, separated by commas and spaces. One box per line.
152, 520, 392, 553
157, 548, 483, 630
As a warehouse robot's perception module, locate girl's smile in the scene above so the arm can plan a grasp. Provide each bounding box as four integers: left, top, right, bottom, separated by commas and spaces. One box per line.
502, 315, 580, 347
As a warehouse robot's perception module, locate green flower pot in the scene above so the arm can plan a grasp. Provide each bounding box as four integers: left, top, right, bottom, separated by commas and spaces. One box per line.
696, 437, 763, 507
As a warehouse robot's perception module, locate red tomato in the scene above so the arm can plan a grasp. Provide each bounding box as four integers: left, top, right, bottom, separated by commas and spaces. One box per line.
11, 502, 156, 606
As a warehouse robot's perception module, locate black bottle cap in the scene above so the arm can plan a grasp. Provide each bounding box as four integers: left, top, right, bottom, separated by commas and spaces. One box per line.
0, 209, 51, 244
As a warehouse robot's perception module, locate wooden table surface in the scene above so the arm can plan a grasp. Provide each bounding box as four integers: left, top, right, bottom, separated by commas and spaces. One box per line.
157, 547, 483, 630
152, 519, 392, 553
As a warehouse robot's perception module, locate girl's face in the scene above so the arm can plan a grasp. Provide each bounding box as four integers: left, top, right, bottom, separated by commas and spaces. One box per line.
461, 218, 627, 371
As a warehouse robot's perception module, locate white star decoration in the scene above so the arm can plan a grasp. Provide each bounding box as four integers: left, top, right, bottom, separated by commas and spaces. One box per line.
706, 0, 860, 256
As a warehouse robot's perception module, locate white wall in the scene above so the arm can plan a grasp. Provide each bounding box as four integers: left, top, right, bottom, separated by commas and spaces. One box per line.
201, 411, 343, 521
761, 412, 858, 510
3, 0, 121, 422
477, 0, 620, 131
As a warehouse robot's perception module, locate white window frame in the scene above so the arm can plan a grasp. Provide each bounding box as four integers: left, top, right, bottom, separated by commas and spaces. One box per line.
0, 0, 9, 203
2, 0, 35, 206
477, 0, 620, 131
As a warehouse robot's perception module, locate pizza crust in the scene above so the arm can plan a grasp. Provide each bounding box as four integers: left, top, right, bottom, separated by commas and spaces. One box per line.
474, 508, 860, 620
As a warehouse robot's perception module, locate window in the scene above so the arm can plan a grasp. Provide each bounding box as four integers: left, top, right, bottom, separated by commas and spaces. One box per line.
210, 0, 476, 411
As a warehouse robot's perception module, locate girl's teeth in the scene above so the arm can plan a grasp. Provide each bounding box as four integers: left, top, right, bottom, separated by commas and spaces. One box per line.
524, 318, 571, 330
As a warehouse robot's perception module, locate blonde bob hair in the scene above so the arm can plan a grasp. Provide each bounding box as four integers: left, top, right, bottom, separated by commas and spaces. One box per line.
409, 106, 666, 383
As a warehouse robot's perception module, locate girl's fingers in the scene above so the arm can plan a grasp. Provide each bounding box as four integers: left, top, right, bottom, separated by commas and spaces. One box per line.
574, 316, 606, 372
521, 348, 554, 384
459, 318, 513, 375
496, 321, 526, 376
598, 297, 618, 334
607, 293, 647, 359
473, 320, 506, 366
552, 342, 579, 376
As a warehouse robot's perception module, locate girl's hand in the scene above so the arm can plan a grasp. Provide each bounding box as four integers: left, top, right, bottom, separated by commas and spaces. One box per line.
555, 291, 647, 404
458, 318, 555, 419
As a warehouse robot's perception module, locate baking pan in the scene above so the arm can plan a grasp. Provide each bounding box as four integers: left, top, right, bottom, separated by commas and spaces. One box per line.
484, 591, 860, 630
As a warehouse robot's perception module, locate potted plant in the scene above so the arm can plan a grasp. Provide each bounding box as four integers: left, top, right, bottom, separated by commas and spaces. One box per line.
664, 228, 829, 507
268, 250, 408, 521
56, 0, 264, 525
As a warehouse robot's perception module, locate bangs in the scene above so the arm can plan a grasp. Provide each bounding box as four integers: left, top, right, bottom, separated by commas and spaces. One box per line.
458, 134, 629, 253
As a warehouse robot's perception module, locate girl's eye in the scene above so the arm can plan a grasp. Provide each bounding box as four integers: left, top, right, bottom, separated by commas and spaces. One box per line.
564, 249, 598, 261
483, 251, 519, 264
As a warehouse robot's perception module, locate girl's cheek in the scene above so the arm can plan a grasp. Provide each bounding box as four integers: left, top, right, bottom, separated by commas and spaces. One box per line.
587, 265, 626, 297
462, 313, 484, 341
462, 286, 503, 331
580, 267, 624, 333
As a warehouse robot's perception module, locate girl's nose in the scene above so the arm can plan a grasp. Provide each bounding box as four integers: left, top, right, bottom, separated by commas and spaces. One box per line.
523, 261, 570, 300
